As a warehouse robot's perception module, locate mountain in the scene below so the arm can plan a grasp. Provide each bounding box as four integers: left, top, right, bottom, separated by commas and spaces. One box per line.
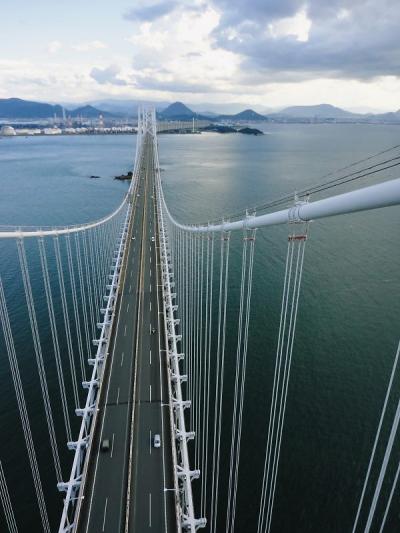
216, 108, 266, 121
0, 98, 64, 119
189, 102, 270, 115
369, 110, 400, 123
273, 104, 359, 119
87, 99, 169, 116
158, 101, 203, 120
69, 105, 113, 118
230, 109, 266, 121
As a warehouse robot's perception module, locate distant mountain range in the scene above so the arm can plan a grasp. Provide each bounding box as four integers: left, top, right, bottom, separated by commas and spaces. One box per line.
68, 105, 113, 118
0, 98, 113, 120
1, 98, 399, 124
0, 98, 64, 119
157, 101, 211, 121
271, 103, 359, 119
216, 108, 267, 121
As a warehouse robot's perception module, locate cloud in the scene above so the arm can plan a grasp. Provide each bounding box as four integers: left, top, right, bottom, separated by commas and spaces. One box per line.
210, 0, 400, 81
124, 0, 206, 22
90, 65, 127, 86
134, 75, 215, 93
47, 40, 62, 54
124, 1, 178, 22
126, 6, 240, 96
72, 40, 107, 52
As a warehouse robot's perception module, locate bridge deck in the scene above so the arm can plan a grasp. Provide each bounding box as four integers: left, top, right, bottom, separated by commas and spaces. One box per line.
78, 138, 174, 532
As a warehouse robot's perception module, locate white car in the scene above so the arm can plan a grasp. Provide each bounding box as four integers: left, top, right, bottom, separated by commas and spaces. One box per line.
153, 434, 161, 448
100, 438, 110, 452
151, 236, 155, 242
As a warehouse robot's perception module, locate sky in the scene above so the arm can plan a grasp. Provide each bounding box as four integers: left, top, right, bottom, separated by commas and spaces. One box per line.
1, 0, 399, 112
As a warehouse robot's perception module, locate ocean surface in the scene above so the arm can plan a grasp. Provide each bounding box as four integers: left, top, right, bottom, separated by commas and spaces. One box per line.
0, 125, 399, 532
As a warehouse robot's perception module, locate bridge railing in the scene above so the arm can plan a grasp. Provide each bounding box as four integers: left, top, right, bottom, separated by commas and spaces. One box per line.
149, 107, 207, 531
155, 110, 400, 533
0, 157, 139, 532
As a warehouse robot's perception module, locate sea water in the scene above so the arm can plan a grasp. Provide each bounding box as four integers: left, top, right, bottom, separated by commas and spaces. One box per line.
0, 125, 399, 532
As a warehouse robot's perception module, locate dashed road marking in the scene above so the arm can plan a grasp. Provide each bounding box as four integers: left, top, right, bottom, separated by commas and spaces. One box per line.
102, 498, 108, 531
110, 433, 115, 458
149, 493, 152, 527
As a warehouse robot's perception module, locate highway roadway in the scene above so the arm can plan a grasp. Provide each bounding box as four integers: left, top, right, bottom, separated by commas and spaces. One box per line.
78, 137, 174, 533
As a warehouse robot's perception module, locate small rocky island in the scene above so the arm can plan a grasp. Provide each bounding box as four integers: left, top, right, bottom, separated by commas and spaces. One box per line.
203, 124, 263, 135
114, 170, 133, 181
238, 127, 263, 135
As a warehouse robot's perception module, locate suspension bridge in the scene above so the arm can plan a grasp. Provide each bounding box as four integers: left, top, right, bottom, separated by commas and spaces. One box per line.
0, 107, 399, 533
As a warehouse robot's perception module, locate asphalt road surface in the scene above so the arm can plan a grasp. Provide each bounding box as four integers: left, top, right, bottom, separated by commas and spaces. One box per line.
78, 137, 174, 533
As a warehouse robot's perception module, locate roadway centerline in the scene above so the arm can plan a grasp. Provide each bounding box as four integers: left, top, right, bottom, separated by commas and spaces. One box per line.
149, 429, 152, 456
102, 497, 108, 532
149, 493, 152, 528
110, 433, 115, 458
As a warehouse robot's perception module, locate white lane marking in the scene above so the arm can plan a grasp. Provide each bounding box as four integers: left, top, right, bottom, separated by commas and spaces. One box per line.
124, 324, 127, 336
150, 429, 152, 456
150, 268, 152, 278
129, 284, 132, 292
102, 497, 108, 531
121, 352, 125, 367
149, 493, 152, 527
149, 385, 152, 403
86, 256, 126, 531
116, 387, 120, 405
150, 301, 152, 312
130, 271, 133, 278
127, 302, 130, 312
150, 256, 152, 264
111, 433, 115, 458
150, 284, 152, 293
149, 349, 152, 365
155, 246, 168, 533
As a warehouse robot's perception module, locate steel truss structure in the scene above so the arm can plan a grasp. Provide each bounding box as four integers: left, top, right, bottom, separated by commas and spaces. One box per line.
151, 109, 207, 530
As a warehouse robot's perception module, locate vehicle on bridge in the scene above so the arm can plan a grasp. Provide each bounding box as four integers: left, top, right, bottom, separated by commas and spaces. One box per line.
153, 434, 161, 448
100, 438, 110, 452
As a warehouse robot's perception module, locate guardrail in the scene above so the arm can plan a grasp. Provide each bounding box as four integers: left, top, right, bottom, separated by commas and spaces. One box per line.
152, 105, 206, 531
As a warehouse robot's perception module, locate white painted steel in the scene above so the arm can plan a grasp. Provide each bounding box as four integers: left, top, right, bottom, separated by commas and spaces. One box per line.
152, 106, 206, 531
58, 200, 132, 533
160, 177, 400, 233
